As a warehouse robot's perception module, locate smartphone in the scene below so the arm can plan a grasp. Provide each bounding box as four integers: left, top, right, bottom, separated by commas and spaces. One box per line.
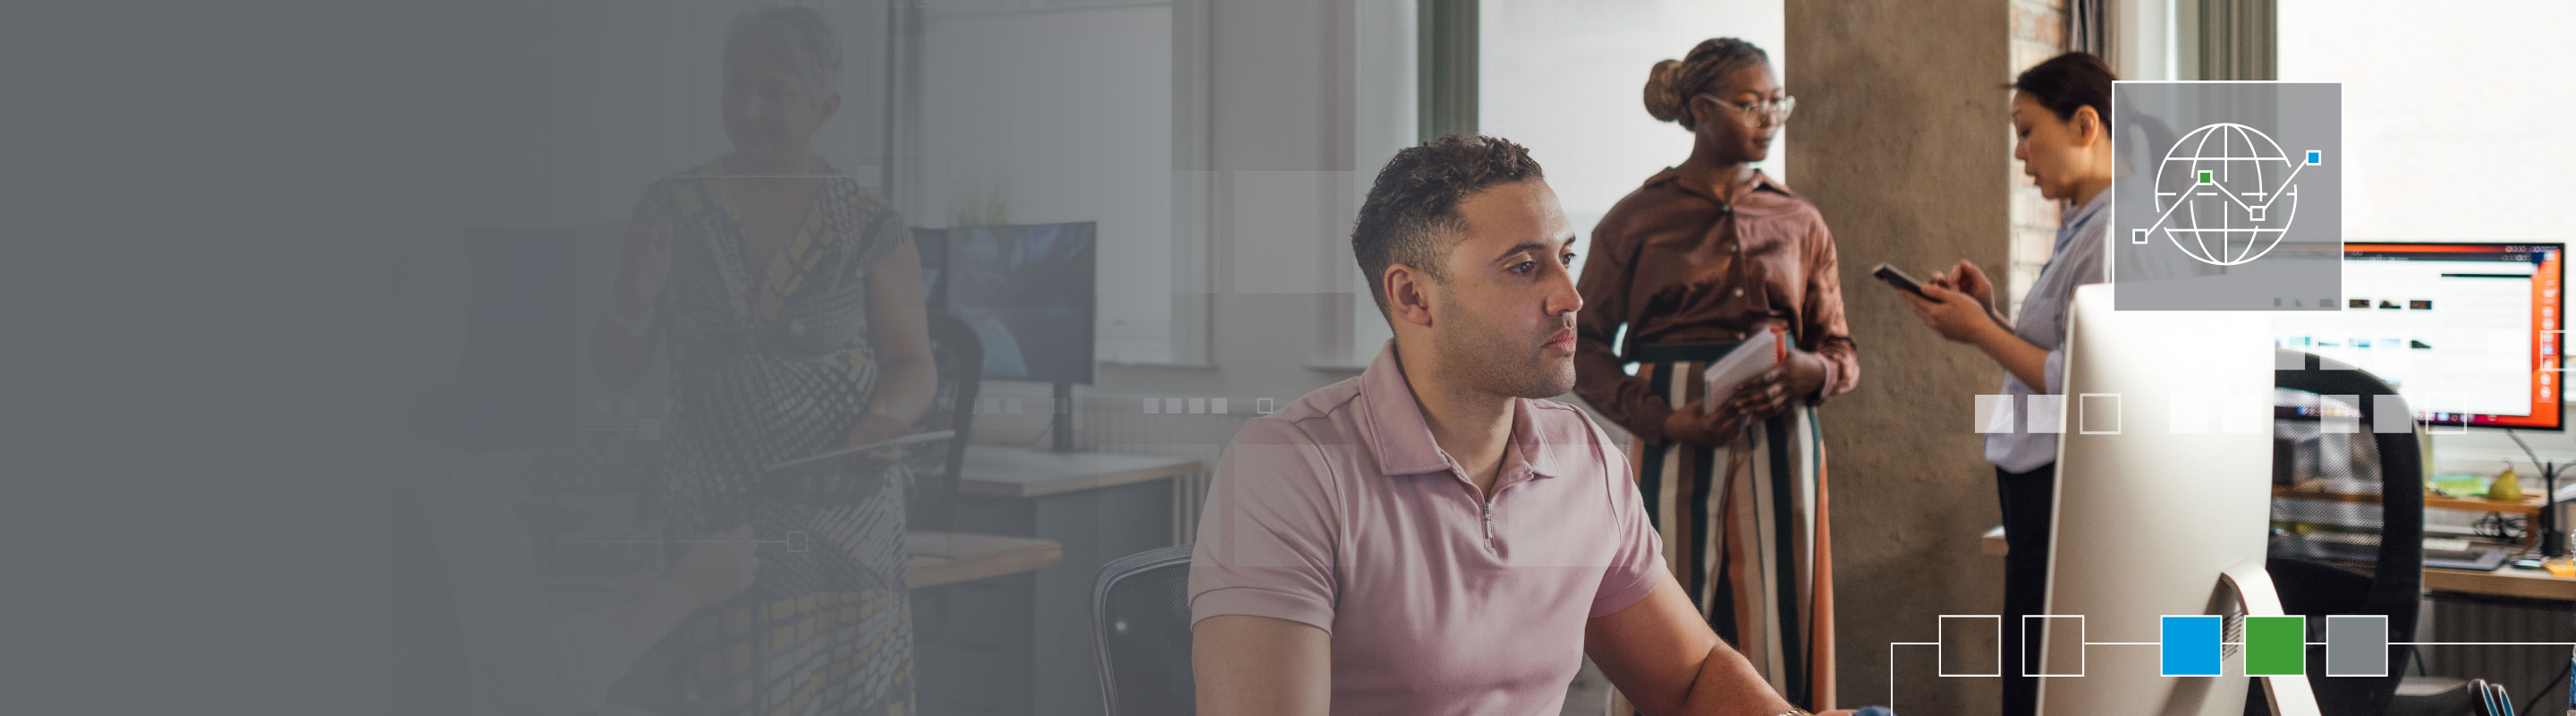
1871, 262, 1929, 297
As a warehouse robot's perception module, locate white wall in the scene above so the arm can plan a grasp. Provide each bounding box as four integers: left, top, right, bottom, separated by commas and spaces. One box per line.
1479, 0, 1788, 279
2278, 0, 2576, 473
915, 4, 1178, 364
970, 0, 1388, 441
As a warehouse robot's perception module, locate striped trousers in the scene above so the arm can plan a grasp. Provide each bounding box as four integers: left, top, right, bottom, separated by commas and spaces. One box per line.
1629, 348, 1835, 711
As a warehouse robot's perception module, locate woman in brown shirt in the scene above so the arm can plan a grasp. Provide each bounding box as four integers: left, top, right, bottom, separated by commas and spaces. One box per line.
1572, 38, 1858, 712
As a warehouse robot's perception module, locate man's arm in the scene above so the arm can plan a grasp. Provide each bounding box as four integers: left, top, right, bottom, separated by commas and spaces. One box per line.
1193, 615, 1331, 716
1586, 575, 1796, 716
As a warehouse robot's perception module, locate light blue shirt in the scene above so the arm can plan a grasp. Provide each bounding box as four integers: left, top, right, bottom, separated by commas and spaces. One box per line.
1985, 190, 2110, 473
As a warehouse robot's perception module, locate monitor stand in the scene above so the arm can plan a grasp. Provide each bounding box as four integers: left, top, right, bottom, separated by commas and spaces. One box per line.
1046, 381, 1076, 453
2218, 558, 2324, 716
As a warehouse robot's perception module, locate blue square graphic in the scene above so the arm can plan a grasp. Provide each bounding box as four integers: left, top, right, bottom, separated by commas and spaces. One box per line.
2306, 149, 2322, 165
2162, 616, 2223, 676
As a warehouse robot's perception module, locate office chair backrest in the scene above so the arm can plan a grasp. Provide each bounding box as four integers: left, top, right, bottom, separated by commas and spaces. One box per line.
910, 311, 982, 533
2270, 350, 2426, 715
1093, 544, 1198, 716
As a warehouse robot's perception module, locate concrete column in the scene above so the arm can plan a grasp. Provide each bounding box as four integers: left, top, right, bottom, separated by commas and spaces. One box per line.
1788, 1, 2013, 712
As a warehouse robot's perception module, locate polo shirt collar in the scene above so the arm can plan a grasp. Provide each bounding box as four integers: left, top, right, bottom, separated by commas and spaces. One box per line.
1356, 340, 1577, 481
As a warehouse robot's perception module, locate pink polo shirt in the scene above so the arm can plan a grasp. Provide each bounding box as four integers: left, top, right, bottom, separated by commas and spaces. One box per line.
1189, 341, 1665, 715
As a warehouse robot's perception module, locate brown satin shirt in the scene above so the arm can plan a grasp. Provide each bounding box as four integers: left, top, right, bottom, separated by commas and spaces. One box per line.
1572, 167, 1860, 444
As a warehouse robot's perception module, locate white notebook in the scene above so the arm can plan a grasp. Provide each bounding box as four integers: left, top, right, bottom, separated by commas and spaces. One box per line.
1700, 328, 1784, 414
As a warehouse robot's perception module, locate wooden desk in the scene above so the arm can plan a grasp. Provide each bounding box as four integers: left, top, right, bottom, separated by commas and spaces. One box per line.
958, 446, 1204, 499
905, 531, 1061, 590
2272, 486, 2546, 516
1979, 525, 2576, 601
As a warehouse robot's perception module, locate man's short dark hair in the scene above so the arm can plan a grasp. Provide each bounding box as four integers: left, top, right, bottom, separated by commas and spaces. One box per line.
1351, 134, 1545, 316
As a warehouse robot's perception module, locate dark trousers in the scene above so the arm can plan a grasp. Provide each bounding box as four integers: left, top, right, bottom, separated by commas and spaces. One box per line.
1996, 464, 2056, 716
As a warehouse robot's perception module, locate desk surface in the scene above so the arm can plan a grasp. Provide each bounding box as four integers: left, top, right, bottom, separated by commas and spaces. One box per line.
1979, 525, 2576, 601
905, 531, 1063, 590
959, 445, 1203, 499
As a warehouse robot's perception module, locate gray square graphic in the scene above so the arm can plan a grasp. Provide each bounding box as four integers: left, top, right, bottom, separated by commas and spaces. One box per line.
2113, 82, 2342, 311
2325, 614, 2389, 677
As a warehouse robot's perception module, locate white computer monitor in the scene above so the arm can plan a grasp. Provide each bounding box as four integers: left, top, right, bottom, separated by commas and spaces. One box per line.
2038, 285, 2319, 716
2270, 242, 2564, 430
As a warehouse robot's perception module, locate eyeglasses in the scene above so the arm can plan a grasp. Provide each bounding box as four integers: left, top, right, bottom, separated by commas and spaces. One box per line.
1702, 95, 1796, 126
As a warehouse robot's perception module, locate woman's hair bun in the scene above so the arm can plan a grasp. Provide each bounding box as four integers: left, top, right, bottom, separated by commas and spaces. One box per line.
1644, 59, 1688, 125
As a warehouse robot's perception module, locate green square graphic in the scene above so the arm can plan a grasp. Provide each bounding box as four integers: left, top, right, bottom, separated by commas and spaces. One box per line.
2245, 616, 2306, 676
2198, 170, 2214, 183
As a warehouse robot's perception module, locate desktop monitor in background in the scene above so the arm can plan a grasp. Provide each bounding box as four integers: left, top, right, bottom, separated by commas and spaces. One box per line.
941, 222, 1097, 452
2271, 242, 2565, 430
2040, 286, 2319, 716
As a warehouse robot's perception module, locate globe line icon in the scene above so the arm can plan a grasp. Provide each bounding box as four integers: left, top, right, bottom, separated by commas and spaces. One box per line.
2131, 122, 2322, 267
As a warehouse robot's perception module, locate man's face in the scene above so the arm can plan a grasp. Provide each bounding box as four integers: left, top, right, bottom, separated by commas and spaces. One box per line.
1430, 180, 1585, 399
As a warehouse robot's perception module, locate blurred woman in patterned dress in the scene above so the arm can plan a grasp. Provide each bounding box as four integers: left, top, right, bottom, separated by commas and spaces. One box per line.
589, 7, 936, 715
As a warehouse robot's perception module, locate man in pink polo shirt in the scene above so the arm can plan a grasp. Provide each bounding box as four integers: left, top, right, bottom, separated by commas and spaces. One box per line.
1189, 135, 1856, 716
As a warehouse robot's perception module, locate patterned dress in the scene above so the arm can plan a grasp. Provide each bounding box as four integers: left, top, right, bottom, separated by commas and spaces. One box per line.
634, 160, 917, 716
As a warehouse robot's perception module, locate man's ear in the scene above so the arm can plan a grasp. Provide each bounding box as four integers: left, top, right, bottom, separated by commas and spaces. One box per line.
1384, 264, 1436, 328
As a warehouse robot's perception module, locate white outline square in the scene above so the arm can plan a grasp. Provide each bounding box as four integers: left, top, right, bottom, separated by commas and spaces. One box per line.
2133, 228, 2150, 244
2248, 206, 2267, 222
1939, 615, 2004, 678
2159, 614, 2225, 678
2538, 330, 2567, 373
2324, 615, 2390, 678
2408, 393, 2470, 435
2023, 615, 2086, 678
1258, 397, 1276, 414
2079, 393, 2123, 434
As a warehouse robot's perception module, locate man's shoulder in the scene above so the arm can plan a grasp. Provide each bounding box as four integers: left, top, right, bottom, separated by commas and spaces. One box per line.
1223, 375, 1368, 455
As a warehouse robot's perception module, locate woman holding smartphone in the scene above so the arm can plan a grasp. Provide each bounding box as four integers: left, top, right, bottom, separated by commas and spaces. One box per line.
1899, 51, 2116, 716
1572, 37, 1859, 712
